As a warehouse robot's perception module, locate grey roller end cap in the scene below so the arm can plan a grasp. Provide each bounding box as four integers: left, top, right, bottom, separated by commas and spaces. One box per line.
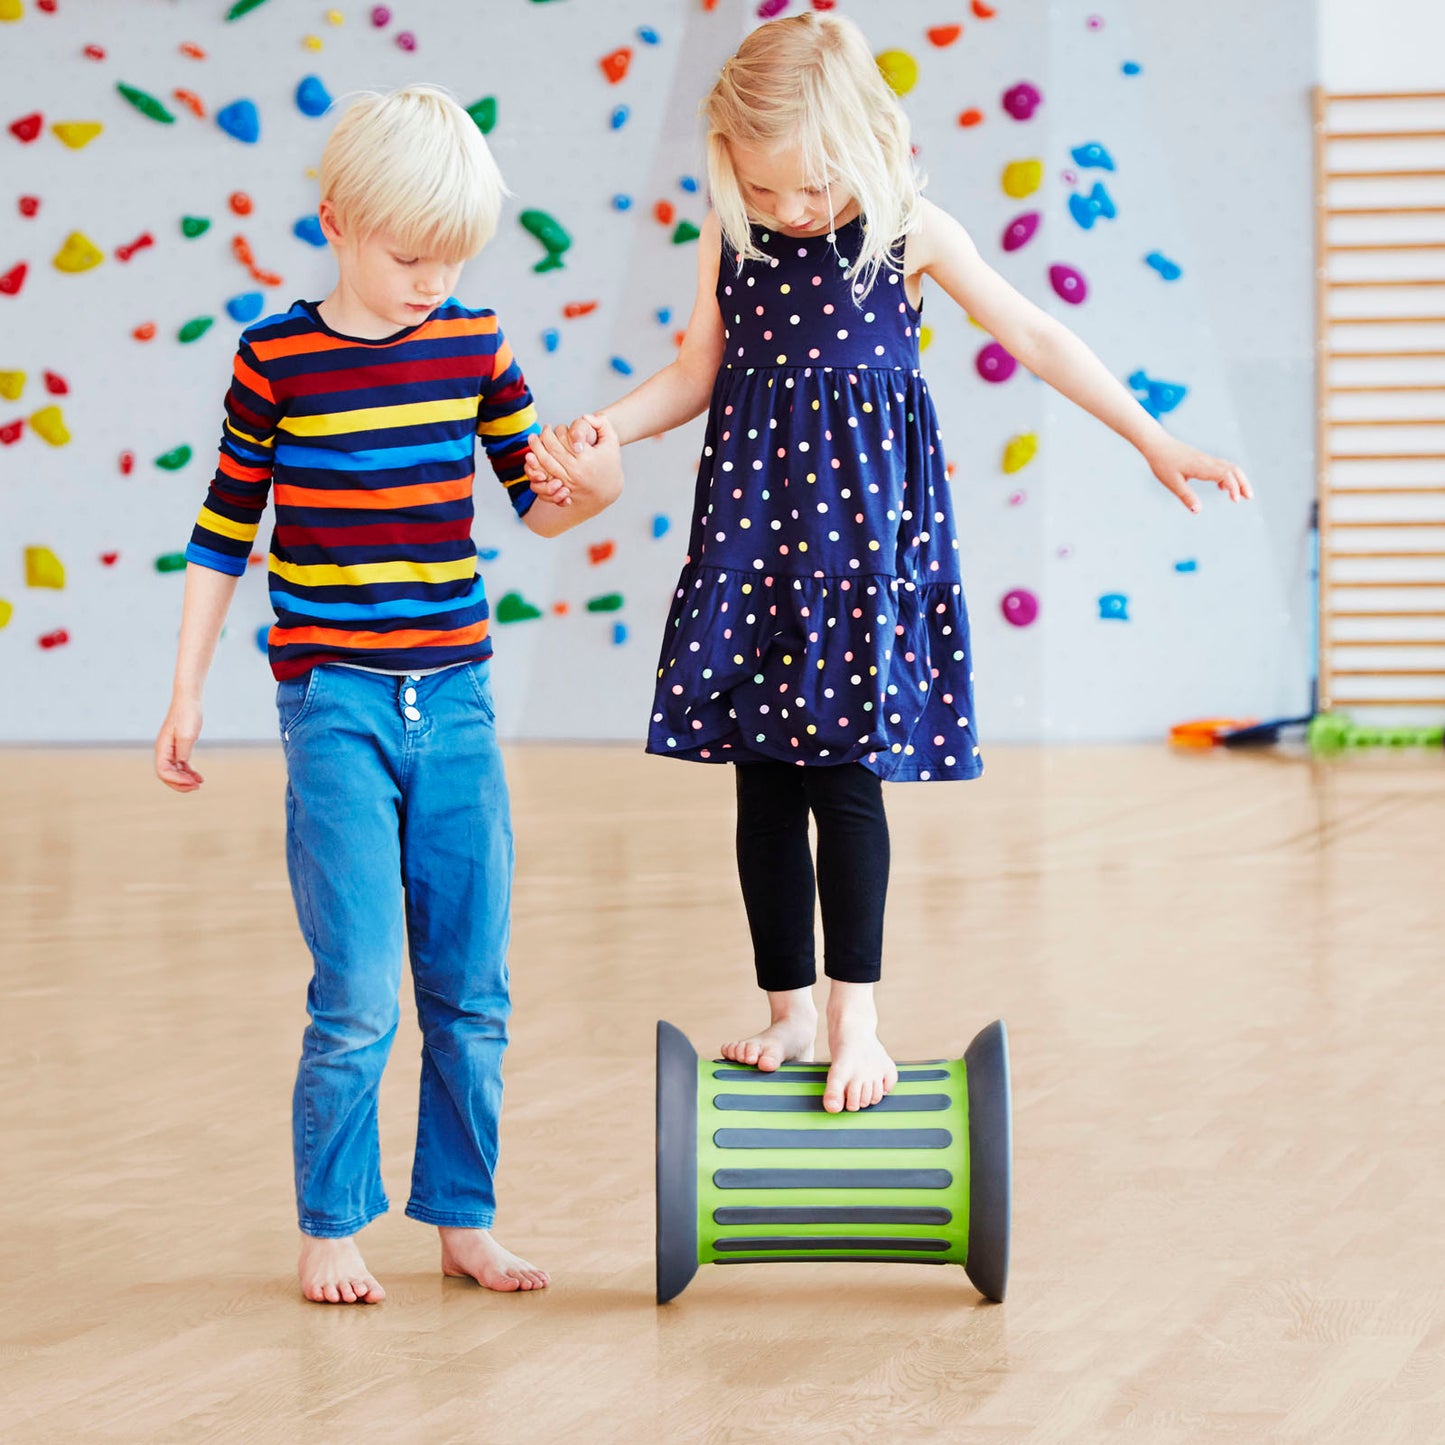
962, 1018, 1012, 1302
656, 1021, 699, 1304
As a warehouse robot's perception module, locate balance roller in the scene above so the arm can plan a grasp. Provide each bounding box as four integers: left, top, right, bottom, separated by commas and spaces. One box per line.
655, 1019, 1011, 1303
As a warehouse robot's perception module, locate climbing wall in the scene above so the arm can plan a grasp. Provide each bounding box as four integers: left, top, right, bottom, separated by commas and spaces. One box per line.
0, 0, 1315, 745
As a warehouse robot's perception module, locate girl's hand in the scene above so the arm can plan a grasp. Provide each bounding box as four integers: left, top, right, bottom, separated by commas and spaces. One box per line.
155, 696, 205, 792
531, 413, 623, 509
1147, 437, 1253, 513
524, 433, 573, 505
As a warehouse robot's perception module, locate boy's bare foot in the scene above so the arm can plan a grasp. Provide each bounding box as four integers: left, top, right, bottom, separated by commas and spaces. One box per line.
298, 1233, 385, 1304
439, 1227, 550, 1292
721, 986, 818, 1072
824, 981, 898, 1113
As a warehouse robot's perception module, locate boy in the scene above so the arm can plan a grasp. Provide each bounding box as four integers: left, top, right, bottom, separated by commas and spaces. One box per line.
154, 86, 619, 1303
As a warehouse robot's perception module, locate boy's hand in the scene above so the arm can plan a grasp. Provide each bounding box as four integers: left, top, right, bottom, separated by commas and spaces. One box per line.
156, 697, 205, 791
1146, 437, 1253, 513
526, 413, 622, 509
523, 414, 603, 502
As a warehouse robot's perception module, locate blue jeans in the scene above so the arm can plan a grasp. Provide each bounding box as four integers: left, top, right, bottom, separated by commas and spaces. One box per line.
277, 661, 513, 1238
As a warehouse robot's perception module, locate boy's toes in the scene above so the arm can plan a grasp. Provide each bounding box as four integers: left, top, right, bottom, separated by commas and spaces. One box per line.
338, 1279, 357, 1303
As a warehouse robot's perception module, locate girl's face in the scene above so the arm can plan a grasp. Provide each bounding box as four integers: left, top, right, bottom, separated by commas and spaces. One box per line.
728, 142, 857, 237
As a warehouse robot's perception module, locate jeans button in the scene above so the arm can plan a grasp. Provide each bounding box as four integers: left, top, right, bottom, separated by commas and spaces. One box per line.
404, 687, 417, 705
404, 705, 422, 722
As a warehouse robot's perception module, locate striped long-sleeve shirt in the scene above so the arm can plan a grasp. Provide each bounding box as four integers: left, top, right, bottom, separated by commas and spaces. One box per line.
185, 299, 539, 680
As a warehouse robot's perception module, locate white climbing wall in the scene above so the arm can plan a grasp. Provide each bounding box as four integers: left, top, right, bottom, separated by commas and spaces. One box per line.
0, 0, 1315, 745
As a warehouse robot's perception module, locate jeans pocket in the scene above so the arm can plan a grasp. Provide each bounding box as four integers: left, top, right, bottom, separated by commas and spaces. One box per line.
464, 662, 497, 724
276, 667, 322, 736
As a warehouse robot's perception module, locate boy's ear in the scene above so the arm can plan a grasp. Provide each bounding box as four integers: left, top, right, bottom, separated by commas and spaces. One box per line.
317, 200, 343, 246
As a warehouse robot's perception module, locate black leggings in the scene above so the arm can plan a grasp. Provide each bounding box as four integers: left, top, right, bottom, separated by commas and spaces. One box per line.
734, 761, 890, 991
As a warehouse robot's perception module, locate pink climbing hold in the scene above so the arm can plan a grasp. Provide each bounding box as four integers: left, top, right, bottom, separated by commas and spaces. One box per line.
1002, 212, 1040, 252
1049, 263, 1088, 304
1002, 82, 1042, 121
370, 4, 391, 25
1001, 588, 1039, 627
395, 30, 416, 51
975, 340, 1017, 384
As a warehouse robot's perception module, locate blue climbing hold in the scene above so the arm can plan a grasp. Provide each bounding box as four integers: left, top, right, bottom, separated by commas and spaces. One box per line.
612, 194, 633, 211
610, 105, 630, 131
226, 291, 265, 323
637, 24, 660, 45
1145, 251, 1183, 281
680, 175, 699, 193
477, 546, 500, 563
293, 215, 326, 247
655, 307, 672, 325
1127, 369, 1188, 419
216, 98, 260, 144
1068, 181, 1116, 229
541, 328, 560, 353
1098, 593, 1130, 621
1174, 559, 1198, 573
610, 356, 634, 376
295, 75, 333, 118
651, 513, 670, 539
255, 624, 270, 653
1070, 142, 1115, 171
1122, 61, 1142, 75
612, 621, 629, 645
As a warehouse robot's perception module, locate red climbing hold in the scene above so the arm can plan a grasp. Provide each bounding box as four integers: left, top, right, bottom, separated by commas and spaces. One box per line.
0, 420, 23, 446
100, 551, 120, 566
10, 113, 43, 144
229, 191, 253, 216
971, 0, 996, 16
115, 232, 154, 262
119, 449, 135, 474
588, 541, 616, 565
132, 322, 156, 341
43, 371, 68, 395
18, 196, 40, 218
0, 262, 27, 297
563, 300, 599, 318
83, 44, 107, 61
927, 24, 962, 46
39, 630, 70, 650
653, 200, 675, 226
600, 48, 632, 85
37, 0, 59, 12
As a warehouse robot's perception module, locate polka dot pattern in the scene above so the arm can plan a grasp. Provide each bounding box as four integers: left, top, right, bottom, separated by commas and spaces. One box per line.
646, 216, 981, 782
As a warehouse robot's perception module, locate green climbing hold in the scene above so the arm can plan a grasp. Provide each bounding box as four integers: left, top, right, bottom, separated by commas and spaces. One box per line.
117, 82, 175, 125
155, 445, 192, 471
520, 209, 571, 273
671, 220, 701, 245
154, 552, 187, 573
467, 97, 497, 135
180, 216, 211, 239
495, 590, 543, 623
225, 0, 272, 18
178, 317, 214, 344
585, 592, 624, 613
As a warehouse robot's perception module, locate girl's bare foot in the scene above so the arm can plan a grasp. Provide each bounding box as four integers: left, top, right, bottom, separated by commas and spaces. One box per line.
439, 1227, 550, 1292
824, 980, 898, 1113
720, 986, 818, 1072
298, 1233, 385, 1304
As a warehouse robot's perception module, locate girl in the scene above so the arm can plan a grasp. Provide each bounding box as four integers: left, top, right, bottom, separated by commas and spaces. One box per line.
525, 13, 1251, 1113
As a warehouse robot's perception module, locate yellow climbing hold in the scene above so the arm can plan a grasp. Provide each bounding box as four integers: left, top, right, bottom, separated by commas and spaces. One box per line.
325, 8, 343, 22
1002, 159, 1043, 199
30, 405, 71, 446
52, 121, 104, 150
0, 0, 23, 22
25, 546, 66, 589
876, 49, 919, 96
919, 325, 933, 353
53, 232, 104, 273
0, 370, 25, 401
1003, 432, 1038, 474
0, 598, 12, 630
303, 33, 323, 50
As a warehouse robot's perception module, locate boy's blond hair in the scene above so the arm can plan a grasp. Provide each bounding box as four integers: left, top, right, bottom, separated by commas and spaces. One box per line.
319, 85, 507, 263
705, 14, 923, 301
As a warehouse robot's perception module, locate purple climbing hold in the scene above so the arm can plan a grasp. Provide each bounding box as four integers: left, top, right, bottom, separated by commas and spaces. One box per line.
1001, 588, 1039, 627
370, 5, 391, 25
1002, 82, 1043, 121
976, 341, 1017, 384
395, 30, 416, 51
1049, 263, 1088, 305
1002, 212, 1040, 252
757, 0, 790, 17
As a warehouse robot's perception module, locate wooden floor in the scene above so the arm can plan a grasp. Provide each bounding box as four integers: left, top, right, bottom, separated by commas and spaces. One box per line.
2, 743, 1443, 1442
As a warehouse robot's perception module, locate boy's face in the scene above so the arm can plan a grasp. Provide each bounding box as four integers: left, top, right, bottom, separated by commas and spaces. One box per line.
728, 142, 856, 237
319, 201, 465, 332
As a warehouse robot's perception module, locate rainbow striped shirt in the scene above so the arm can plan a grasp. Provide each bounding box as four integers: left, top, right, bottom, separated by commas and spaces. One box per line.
185, 299, 539, 680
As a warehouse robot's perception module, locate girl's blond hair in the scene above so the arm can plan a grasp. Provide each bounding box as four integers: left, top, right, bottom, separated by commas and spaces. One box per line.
319, 85, 508, 263
704, 14, 923, 300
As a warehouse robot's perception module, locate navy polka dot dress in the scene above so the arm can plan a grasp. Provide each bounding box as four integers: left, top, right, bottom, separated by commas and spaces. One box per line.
647, 215, 981, 783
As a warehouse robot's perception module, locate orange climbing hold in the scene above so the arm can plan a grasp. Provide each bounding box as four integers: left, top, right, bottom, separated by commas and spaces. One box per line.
972, 0, 996, 16
588, 540, 616, 565
180, 41, 207, 59
600, 47, 632, 84
173, 88, 207, 118
958, 108, 984, 127
229, 191, 253, 216
563, 300, 599, 318
654, 199, 675, 226
132, 322, 156, 341
927, 24, 962, 46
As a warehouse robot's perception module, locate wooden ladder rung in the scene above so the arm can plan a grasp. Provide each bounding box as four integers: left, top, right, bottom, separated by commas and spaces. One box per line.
1329, 579, 1445, 588
1329, 315, 1445, 324
1327, 279, 1445, 290
1329, 452, 1445, 461
1331, 418, 1445, 426
1325, 520, 1445, 528
1332, 667, 1445, 676
1327, 242, 1445, 253
1330, 637, 1445, 646
1326, 349, 1445, 358
1329, 486, 1445, 495
1327, 548, 1445, 558
1324, 128, 1445, 141
1329, 385, 1445, 394
1330, 608, 1445, 617
1326, 695, 1445, 706
1327, 167, 1445, 180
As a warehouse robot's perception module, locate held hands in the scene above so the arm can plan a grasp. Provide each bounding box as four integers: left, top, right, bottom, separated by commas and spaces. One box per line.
155, 696, 205, 792
523, 414, 610, 509
1146, 436, 1253, 513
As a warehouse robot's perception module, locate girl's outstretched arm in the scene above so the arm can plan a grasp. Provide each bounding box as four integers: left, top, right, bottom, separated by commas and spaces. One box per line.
908, 198, 1252, 513
595, 211, 727, 445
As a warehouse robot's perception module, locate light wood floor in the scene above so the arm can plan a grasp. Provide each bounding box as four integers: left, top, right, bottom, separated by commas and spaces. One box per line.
2, 743, 1443, 1443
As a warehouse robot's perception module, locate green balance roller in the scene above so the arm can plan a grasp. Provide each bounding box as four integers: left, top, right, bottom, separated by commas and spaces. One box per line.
655, 1019, 1012, 1304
